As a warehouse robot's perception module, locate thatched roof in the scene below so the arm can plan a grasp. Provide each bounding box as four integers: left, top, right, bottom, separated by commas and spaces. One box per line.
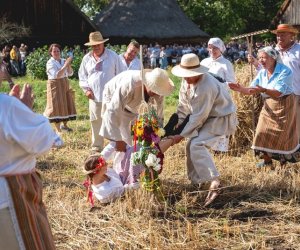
0, 0, 97, 47
93, 0, 209, 45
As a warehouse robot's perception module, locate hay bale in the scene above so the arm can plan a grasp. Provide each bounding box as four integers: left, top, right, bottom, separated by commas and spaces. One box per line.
229, 64, 263, 153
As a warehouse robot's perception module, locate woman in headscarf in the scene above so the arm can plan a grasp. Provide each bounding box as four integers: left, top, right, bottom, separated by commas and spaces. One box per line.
229, 46, 299, 167
201, 37, 236, 84
201, 37, 236, 153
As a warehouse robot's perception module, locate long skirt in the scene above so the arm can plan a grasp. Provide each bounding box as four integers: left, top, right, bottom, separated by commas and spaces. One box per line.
252, 94, 300, 164
5, 172, 56, 250
44, 77, 76, 123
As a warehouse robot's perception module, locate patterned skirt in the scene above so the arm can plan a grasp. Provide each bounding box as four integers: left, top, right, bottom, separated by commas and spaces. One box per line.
252, 94, 300, 164
44, 77, 76, 123
6, 172, 56, 250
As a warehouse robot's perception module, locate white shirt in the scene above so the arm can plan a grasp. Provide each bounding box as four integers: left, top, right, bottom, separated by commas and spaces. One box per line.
78, 49, 123, 102
92, 168, 124, 203
0, 94, 58, 208
276, 43, 300, 95
177, 73, 237, 138
119, 54, 141, 71
100, 70, 164, 145
201, 55, 236, 83
46, 57, 73, 79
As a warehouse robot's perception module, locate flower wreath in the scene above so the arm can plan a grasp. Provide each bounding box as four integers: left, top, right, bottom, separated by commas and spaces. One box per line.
131, 107, 165, 192
83, 156, 106, 207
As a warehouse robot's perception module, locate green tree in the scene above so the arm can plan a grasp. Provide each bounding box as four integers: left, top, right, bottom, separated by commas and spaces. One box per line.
177, 0, 284, 39
73, 0, 110, 19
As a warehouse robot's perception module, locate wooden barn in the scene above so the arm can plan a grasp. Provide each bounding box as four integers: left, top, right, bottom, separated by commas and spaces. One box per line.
271, 0, 300, 32
93, 0, 209, 45
0, 0, 97, 47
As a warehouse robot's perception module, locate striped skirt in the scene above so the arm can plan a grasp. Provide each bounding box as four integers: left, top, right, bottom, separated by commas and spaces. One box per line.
252, 94, 299, 161
44, 77, 76, 123
6, 172, 56, 250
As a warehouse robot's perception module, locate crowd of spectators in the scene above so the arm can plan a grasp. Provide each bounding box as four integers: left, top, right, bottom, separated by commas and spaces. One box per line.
141, 40, 280, 69
0, 39, 287, 82
1, 43, 29, 77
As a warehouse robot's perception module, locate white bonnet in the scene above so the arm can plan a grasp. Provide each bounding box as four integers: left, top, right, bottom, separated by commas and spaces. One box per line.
208, 37, 226, 53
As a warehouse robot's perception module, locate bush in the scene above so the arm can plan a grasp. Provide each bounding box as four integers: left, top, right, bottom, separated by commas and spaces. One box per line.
26, 45, 86, 80
25, 44, 125, 80
26, 46, 49, 80
62, 45, 85, 80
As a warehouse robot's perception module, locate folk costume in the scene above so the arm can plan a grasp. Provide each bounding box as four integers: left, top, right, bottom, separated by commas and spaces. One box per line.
172, 53, 237, 185
200, 37, 236, 152
100, 69, 173, 146
91, 168, 125, 204
79, 31, 123, 152
250, 60, 299, 164
44, 57, 77, 123
0, 94, 61, 250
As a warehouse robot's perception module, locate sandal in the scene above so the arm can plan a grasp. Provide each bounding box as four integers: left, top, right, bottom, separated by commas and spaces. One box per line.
204, 180, 222, 207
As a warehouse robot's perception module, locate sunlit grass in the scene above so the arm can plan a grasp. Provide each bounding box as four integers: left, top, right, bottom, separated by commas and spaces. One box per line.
2, 67, 300, 249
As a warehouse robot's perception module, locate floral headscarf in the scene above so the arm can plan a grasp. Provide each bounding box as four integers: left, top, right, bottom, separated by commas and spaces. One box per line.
258, 46, 281, 62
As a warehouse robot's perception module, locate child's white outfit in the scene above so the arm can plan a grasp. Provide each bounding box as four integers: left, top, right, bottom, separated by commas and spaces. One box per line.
91, 168, 124, 203
100, 142, 142, 188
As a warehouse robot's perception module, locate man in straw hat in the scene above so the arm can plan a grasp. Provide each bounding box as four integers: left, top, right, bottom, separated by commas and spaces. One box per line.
100, 68, 174, 153
249, 23, 300, 138
79, 31, 123, 153
171, 53, 237, 207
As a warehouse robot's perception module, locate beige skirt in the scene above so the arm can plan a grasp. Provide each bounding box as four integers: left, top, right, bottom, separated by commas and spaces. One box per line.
6, 172, 56, 250
252, 94, 298, 154
44, 77, 76, 122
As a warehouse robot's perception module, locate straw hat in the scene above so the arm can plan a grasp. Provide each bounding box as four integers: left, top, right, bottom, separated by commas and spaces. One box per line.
84, 31, 109, 46
144, 68, 175, 96
171, 53, 208, 77
271, 24, 298, 34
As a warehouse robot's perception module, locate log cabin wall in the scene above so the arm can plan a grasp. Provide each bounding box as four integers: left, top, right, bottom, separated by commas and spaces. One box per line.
0, 0, 97, 47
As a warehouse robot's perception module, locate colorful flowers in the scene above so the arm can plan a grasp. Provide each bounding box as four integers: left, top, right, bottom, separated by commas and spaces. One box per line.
131, 107, 165, 192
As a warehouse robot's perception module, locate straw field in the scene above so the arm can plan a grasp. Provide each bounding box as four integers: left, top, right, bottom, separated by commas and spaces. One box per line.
5, 64, 300, 249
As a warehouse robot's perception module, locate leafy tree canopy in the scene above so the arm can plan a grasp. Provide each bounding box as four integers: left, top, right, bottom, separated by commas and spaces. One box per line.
177, 0, 284, 39
73, 0, 110, 19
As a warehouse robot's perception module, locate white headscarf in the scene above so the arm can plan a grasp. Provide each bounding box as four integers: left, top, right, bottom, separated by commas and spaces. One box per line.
208, 37, 226, 54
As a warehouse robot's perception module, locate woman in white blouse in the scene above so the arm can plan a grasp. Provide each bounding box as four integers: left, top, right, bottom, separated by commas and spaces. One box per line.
0, 84, 63, 249
201, 37, 236, 83
44, 43, 77, 134
200, 38, 236, 153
